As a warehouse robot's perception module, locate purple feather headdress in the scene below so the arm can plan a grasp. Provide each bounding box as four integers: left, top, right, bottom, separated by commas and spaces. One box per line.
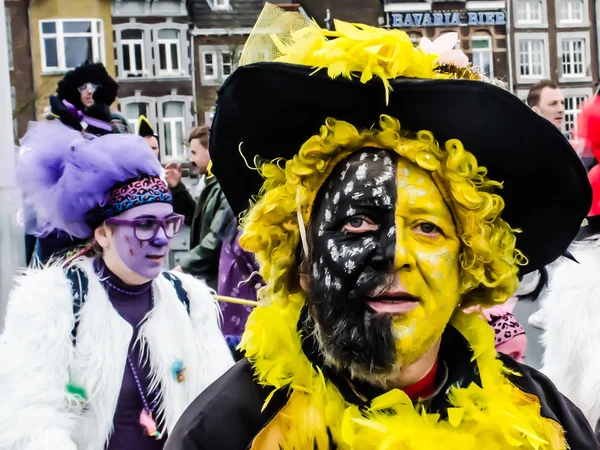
18, 120, 166, 239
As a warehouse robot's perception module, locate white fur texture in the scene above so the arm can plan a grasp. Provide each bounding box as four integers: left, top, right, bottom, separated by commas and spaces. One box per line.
0, 257, 233, 450
541, 238, 600, 428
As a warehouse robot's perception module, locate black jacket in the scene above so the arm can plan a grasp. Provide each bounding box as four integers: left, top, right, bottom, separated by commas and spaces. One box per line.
165, 326, 598, 450
176, 176, 229, 290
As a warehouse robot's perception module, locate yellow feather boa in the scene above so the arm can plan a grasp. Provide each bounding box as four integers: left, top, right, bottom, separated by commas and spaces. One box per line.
241, 295, 566, 449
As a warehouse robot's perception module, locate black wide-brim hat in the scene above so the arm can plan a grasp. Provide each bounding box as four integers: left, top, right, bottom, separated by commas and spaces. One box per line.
57, 62, 119, 110
210, 62, 591, 274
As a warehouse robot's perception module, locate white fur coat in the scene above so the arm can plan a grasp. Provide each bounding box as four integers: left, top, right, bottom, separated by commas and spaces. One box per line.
541, 237, 600, 430
0, 257, 234, 450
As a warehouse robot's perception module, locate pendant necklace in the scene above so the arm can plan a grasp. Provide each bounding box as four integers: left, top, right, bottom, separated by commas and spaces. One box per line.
126, 287, 162, 440
128, 353, 162, 439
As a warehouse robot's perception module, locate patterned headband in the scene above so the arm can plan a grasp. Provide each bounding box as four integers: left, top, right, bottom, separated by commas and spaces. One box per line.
88, 176, 173, 228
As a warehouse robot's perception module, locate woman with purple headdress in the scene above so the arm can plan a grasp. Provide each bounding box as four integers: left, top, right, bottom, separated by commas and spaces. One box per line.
0, 120, 233, 450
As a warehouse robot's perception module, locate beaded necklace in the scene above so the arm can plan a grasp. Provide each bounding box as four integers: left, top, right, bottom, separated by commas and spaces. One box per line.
96, 260, 162, 439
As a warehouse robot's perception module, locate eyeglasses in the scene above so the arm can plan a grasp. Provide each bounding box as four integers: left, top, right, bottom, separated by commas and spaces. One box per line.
105, 214, 184, 241
78, 83, 101, 93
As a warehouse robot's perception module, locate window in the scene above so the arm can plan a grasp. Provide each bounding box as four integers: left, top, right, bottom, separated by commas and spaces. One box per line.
162, 101, 185, 159
40, 19, 104, 72
564, 95, 587, 132
121, 29, 146, 77
157, 29, 181, 75
561, 39, 586, 77
471, 36, 493, 77
518, 39, 544, 78
222, 51, 233, 78
123, 102, 150, 134
214, 0, 230, 10
203, 51, 217, 79
558, 0, 584, 23
6, 9, 12, 70
516, 1, 543, 24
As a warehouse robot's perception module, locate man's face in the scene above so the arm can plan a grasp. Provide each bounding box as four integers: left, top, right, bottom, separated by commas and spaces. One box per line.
306, 149, 461, 383
189, 138, 210, 174
534, 87, 565, 129
143, 136, 160, 159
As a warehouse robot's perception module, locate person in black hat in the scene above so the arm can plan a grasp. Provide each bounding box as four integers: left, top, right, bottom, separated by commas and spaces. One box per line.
46, 62, 119, 137
165, 5, 595, 449
539, 97, 600, 438
138, 115, 160, 159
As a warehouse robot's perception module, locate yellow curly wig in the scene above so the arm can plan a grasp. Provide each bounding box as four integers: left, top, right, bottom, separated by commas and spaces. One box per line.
240, 114, 525, 309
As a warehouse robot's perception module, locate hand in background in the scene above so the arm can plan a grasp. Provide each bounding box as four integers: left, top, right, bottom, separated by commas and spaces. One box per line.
165, 163, 183, 188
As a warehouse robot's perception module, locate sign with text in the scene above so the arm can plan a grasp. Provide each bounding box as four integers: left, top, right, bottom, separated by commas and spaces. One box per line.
388, 11, 506, 28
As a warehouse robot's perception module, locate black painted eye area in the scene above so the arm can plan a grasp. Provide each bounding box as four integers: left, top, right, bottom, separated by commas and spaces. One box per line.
343, 215, 380, 234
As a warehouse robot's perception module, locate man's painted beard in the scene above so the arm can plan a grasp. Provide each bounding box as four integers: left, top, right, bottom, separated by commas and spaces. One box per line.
305, 148, 461, 384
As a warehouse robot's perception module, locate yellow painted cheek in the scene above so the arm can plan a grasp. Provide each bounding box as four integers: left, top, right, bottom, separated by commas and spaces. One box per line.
392, 161, 461, 364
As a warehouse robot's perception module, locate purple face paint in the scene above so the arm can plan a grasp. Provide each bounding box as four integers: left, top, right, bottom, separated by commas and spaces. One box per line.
111, 203, 174, 279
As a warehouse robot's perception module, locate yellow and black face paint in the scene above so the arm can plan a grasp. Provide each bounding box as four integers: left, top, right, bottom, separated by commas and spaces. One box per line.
306, 148, 461, 381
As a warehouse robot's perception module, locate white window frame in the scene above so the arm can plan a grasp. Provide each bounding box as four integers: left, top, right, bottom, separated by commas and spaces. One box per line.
556, 0, 588, 26
6, 9, 12, 71
118, 95, 158, 133
112, 0, 187, 17
562, 87, 592, 133
514, 0, 548, 28
156, 95, 195, 163
120, 29, 147, 78
157, 29, 181, 76
198, 44, 243, 86
514, 33, 550, 83
153, 23, 189, 78
221, 50, 233, 79
114, 23, 153, 80
471, 35, 494, 78
204, 106, 216, 127
202, 50, 218, 81
213, 0, 230, 11
39, 19, 105, 73
557, 31, 591, 82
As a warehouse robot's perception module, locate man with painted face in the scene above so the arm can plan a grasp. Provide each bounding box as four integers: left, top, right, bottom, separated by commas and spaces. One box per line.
165, 5, 596, 450
0, 120, 233, 450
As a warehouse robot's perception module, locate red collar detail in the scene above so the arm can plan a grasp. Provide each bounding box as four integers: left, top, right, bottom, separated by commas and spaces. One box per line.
401, 359, 439, 400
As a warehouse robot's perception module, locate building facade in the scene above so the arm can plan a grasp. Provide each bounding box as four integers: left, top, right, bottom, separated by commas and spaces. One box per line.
300, 0, 383, 27
187, 0, 304, 125
7, 0, 36, 141
113, 0, 195, 164
28, 0, 116, 120
384, 0, 508, 81
509, 0, 600, 132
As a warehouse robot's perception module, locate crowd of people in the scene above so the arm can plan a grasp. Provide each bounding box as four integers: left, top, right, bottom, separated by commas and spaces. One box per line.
2, 3, 600, 449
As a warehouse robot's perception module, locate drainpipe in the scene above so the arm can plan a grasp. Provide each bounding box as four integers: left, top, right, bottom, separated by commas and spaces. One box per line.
505, 0, 514, 93
0, 0, 23, 331
189, 31, 197, 126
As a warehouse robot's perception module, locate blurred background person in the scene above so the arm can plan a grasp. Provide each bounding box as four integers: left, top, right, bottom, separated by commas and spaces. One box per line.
164, 125, 210, 223
527, 80, 565, 132
169, 126, 228, 292
138, 115, 160, 159
216, 205, 262, 360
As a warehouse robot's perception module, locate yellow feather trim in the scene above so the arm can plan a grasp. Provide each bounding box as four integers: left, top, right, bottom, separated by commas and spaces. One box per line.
240, 4, 482, 105
241, 298, 566, 449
